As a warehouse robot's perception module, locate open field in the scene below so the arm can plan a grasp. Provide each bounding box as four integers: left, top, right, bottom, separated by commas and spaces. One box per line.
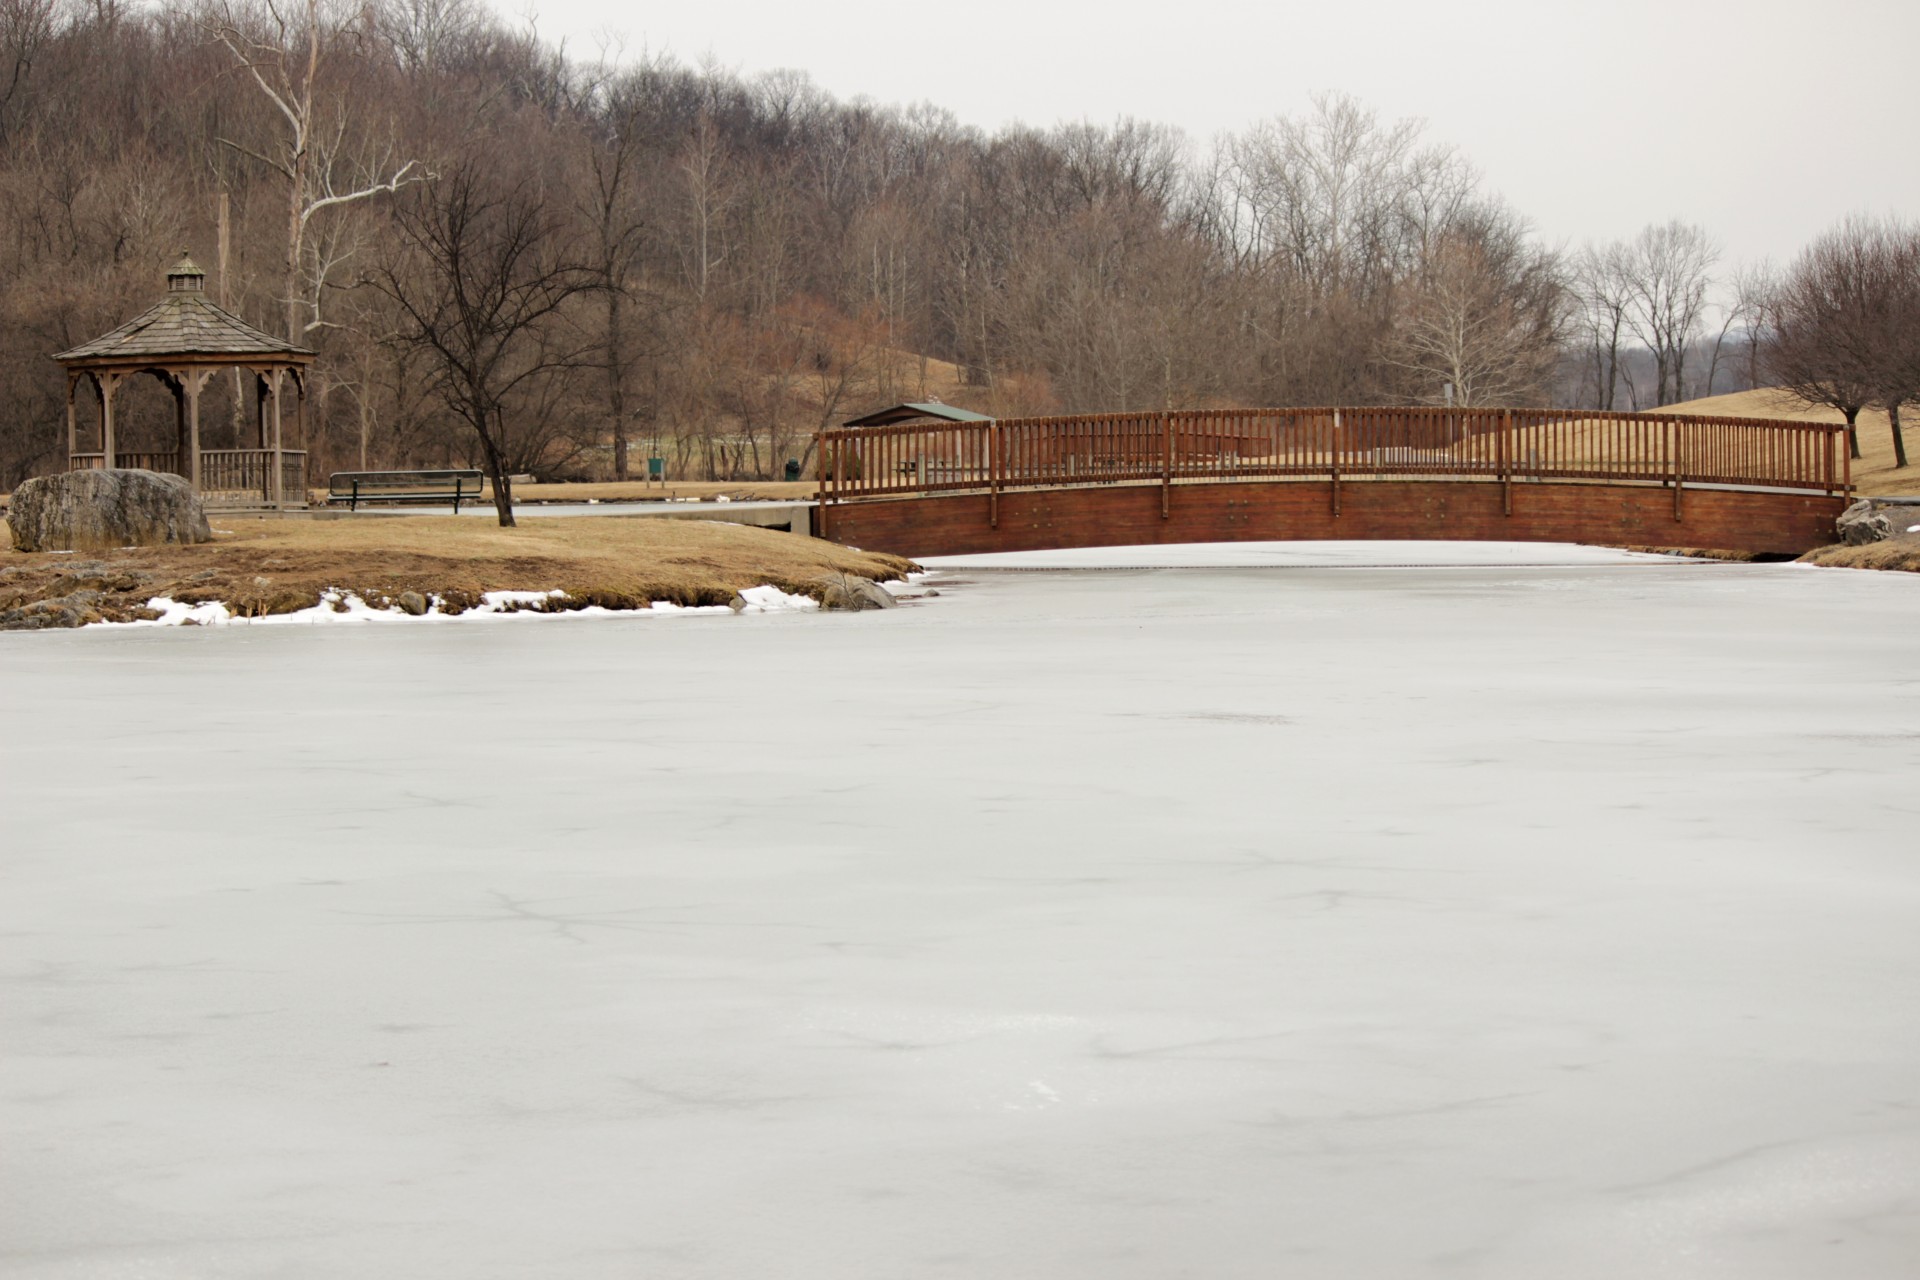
1655, 389, 1917, 495
0, 516, 913, 627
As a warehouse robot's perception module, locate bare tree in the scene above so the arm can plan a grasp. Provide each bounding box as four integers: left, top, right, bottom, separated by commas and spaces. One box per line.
572, 73, 663, 481
1617, 221, 1717, 406
373, 0, 482, 79
204, 0, 423, 342
1704, 259, 1772, 398
1571, 242, 1633, 409
0, 0, 55, 147
1386, 210, 1567, 406
1868, 223, 1920, 469
1758, 215, 1920, 465
371, 159, 595, 524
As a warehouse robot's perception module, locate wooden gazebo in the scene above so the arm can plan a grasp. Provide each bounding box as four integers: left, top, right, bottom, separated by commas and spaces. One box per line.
55, 253, 316, 509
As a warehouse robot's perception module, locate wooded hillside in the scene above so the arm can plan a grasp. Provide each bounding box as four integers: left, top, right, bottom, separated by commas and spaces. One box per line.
0, 0, 1770, 486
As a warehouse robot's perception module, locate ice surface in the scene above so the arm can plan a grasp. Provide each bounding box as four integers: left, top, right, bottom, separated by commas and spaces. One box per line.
5, 549, 1920, 1278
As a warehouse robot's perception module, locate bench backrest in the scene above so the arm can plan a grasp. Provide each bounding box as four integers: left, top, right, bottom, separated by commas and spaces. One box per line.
328, 469, 487, 497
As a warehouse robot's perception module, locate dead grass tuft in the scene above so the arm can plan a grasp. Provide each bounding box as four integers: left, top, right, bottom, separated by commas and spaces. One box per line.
1797, 535, 1920, 573
1611, 545, 1767, 562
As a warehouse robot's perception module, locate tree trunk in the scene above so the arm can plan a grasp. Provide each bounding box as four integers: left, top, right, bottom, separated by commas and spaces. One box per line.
476, 407, 515, 527
1844, 406, 1862, 460
607, 285, 628, 481
1891, 402, 1910, 469
286, 183, 303, 342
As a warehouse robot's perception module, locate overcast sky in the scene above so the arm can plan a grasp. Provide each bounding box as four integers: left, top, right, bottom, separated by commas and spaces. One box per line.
500, 0, 1917, 269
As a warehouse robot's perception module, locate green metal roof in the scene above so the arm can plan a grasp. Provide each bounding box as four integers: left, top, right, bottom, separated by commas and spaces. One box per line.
842, 402, 993, 428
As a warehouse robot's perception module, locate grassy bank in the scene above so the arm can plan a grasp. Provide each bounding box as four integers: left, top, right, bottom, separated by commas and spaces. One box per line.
1, 515, 914, 628
1798, 535, 1920, 573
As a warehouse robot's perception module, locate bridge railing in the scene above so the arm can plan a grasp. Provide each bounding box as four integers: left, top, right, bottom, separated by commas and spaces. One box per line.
816, 407, 1850, 503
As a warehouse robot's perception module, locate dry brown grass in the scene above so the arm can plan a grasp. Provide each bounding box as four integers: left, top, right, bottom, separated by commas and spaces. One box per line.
1655, 389, 1918, 496
1612, 546, 1769, 562
1798, 534, 1920, 573
1, 515, 915, 624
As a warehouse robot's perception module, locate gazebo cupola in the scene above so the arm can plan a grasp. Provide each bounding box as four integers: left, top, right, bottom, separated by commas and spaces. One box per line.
54, 251, 318, 509
167, 253, 208, 292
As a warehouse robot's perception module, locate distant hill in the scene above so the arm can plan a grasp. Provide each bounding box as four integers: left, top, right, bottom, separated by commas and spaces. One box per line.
1655, 389, 1915, 496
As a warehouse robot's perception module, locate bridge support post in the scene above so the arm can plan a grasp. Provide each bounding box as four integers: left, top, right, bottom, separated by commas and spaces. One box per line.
1672, 421, 1685, 521
1330, 409, 1341, 517
1501, 409, 1513, 516
815, 430, 830, 541
989, 420, 1000, 529
1160, 411, 1170, 519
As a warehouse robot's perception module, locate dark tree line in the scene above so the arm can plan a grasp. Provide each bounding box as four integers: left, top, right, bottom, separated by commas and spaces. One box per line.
0, 0, 1809, 509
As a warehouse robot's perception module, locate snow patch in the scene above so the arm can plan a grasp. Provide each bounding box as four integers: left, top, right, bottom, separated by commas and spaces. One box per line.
141, 598, 234, 626
735, 585, 819, 612
478, 589, 566, 612
644, 600, 732, 615
86, 584, 828, 628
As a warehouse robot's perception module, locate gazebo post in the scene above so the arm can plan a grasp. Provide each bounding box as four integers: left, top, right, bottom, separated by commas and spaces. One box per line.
170, 373, 187, 475
65, 373, 77, 467
292, 369, 306, 449
269, 368, 285, 508
186, 368, 206, 490
292, 369, 308, 505
100, 372, 118, 469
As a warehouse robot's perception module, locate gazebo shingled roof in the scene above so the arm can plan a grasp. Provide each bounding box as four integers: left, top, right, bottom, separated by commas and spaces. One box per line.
54, 253, 316, 509
55, 254, 312, 363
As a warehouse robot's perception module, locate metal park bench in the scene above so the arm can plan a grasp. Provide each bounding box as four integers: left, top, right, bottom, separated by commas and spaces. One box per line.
327, 469, 487, 511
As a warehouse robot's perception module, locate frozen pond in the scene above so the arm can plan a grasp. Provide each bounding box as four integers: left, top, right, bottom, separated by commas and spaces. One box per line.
4, 544, 1919, 1278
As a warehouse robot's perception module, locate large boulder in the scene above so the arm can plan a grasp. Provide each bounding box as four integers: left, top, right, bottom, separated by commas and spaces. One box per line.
1837, 499, 1895, 547
8, 469, 211, 552
813, 573, 897, 611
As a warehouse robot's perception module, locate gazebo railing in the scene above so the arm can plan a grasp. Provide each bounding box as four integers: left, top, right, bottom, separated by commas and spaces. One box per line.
67, 448, 308, 508
200, 449, 308, 506
70, 451, 180, 474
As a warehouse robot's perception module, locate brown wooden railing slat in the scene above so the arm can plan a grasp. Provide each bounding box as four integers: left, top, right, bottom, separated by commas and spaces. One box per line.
811, 408, 1849, 513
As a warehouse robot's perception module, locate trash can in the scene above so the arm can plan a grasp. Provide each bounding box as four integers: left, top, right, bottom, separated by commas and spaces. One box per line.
783, 458, 802, 481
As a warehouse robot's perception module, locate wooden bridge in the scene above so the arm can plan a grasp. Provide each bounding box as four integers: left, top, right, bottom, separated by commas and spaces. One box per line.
812, 407, 1852, 557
